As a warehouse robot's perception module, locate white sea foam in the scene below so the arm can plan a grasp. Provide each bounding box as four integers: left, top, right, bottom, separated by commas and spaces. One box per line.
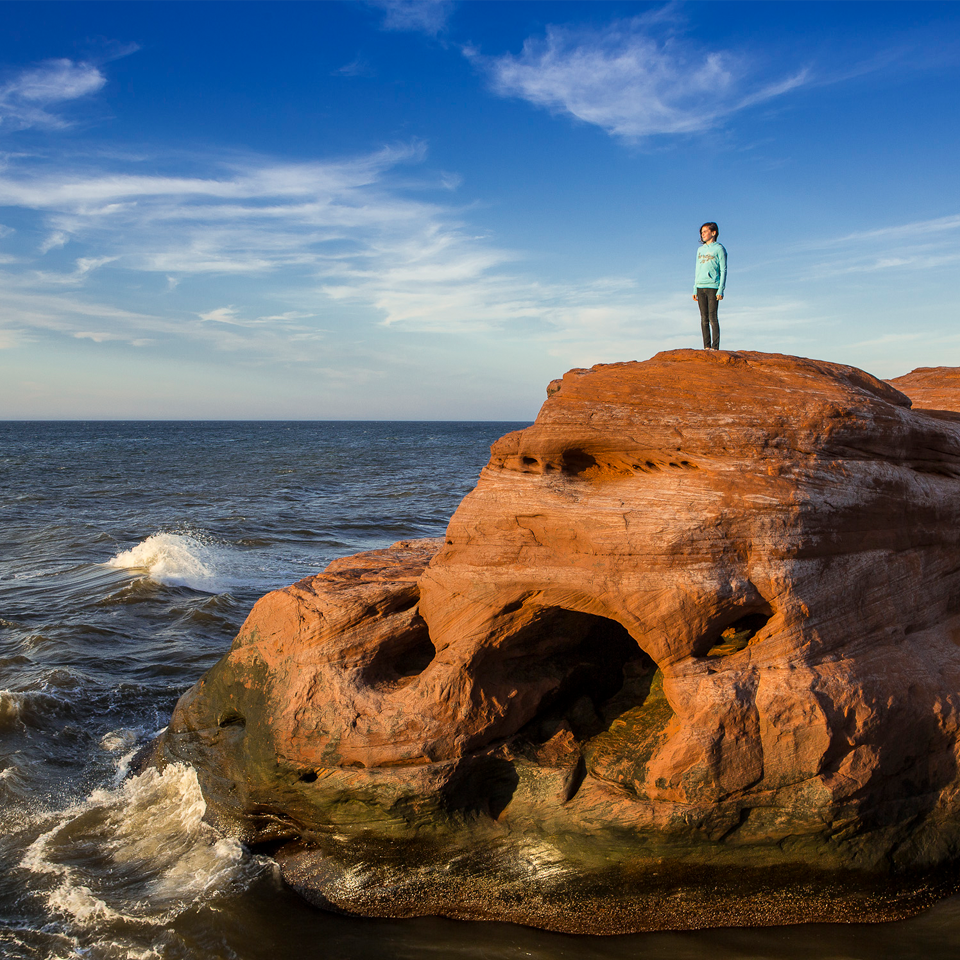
46, 883, 121, 924
100, 730, 143, 786
22, 763, 263, 929
99, 728, 139, 753
105, 533, 223, 591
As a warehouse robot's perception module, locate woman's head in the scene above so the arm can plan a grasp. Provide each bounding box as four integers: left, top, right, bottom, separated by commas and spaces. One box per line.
699, 222, 719, 243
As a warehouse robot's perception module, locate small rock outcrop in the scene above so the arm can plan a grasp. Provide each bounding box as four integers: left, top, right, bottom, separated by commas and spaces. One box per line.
888, 366, 960, 413
156, 350, 960, 933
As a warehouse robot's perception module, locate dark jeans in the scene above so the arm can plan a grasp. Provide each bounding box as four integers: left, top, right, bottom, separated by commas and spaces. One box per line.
696, 288, 720, 349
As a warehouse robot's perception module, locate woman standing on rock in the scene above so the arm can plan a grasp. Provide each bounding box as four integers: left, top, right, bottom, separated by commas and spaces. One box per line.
693, 222, 726, 350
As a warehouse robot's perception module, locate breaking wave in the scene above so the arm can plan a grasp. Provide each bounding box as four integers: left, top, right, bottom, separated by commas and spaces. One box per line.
105, 533, 226, 591
21, 763, 266, 930
103, 530, 286, 596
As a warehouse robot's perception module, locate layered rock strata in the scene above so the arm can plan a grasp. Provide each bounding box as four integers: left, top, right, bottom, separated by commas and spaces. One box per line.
156, 349, 960, 933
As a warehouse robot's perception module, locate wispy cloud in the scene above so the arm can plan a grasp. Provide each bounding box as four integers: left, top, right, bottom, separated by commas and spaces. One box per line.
74, 329, 133, 343
474, 17, 809, 140
0, 276, 168, 347
819, 214, 960, 246
793, 214, 960, 280
366, 0, 454, 35
0, 59, 106, 131
75, 255, 117, 276
199, 306, 244, 325
39, 231, 68, 253
0, 143, 433, 278
0, 143, 675, 364
333, 57, 377, 78
0, 267, 331, 361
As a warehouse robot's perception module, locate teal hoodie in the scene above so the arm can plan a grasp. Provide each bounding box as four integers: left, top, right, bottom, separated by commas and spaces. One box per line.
694, 241, 727, 296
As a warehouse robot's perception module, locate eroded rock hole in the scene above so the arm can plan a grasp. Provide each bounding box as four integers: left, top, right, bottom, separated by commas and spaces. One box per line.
560, 448, 599, 477
389, 592, 420, 615
517, 611, 658, 744
392, 636, 435, 676
217, 710, 245, 729
363, 613, 436, 691
705, 612, 772, 657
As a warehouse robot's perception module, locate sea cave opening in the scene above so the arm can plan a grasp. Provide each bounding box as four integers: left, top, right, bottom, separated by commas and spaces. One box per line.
447, 608, 673, 818
510, 609, 660, 745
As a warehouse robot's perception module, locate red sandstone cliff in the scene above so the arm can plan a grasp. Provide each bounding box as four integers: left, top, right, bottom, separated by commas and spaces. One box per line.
157, 350, 960, 933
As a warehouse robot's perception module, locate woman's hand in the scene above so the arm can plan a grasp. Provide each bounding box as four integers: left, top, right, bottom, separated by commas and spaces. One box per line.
717, 295, 723, 301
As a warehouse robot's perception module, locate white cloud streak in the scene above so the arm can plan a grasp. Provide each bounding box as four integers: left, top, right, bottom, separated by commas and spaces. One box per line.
819, 214, 960, 246
0, 59, 106, 131
0, 268, 329, 361
477, 19, 809, 140
0, 144, 674, 362
40, 231, 68, 253
785, 213, 960, 281
199, 306, 243, 325
75, 255, 118, 275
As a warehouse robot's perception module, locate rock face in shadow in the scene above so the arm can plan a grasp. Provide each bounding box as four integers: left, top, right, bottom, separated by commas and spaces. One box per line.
888, 366, 960, 413
156, 349, 960, 933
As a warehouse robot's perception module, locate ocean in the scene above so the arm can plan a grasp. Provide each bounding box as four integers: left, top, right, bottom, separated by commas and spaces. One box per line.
2, 420, 959, 960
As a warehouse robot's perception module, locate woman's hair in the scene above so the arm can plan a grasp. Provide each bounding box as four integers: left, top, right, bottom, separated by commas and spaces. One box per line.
699, 222, 719, 242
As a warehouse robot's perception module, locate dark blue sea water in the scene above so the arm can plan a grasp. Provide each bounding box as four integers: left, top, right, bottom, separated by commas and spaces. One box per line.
2, 420, 959, 959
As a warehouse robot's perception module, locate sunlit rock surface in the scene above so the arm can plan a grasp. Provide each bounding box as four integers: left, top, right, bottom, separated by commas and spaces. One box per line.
888, 366, 960, 413
156, 349, 960, 933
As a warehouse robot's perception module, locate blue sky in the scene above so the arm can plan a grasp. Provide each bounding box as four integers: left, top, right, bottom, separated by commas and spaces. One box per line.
1, 1, 958, 419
